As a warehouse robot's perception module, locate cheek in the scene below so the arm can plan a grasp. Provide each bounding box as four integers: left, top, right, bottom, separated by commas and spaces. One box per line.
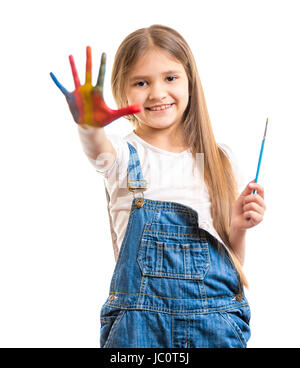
173, 83, 189, 104
126, 89, 144, 106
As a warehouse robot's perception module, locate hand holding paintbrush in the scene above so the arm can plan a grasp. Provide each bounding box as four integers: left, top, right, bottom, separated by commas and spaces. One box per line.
230, 119, 268, 235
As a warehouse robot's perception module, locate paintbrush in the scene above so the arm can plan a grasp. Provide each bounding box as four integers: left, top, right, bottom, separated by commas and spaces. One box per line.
253, 117, 269, 194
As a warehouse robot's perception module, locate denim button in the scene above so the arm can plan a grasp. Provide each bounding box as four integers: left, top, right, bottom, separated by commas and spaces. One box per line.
135, 198, 144, 208
181, 244, 189, 249
235, 293, 243, 302
108, 295, 117, 302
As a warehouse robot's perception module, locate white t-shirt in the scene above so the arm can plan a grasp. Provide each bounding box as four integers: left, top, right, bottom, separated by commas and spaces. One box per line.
94, 131, 245, 261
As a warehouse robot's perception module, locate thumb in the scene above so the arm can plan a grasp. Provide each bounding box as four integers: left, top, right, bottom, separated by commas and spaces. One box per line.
241, 179, 256, 196
112, 104, 142, 120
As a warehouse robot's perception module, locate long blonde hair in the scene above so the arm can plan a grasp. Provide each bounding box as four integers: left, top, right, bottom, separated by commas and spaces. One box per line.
111, 24, 248, 287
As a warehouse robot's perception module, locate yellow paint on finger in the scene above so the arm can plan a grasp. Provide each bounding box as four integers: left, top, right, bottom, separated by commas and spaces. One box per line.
80, 81, 93, 125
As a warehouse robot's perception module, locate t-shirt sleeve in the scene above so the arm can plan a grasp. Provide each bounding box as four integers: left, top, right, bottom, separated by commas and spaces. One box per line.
94, 134, 129, 179
218, 143, 246, 193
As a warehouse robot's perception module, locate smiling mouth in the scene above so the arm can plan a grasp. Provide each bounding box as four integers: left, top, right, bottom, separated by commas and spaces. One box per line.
146, 104, 174, 111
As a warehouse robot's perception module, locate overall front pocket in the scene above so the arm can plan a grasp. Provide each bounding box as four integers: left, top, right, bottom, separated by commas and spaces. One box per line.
100, 306, 127, 348
137, 231, 210, 280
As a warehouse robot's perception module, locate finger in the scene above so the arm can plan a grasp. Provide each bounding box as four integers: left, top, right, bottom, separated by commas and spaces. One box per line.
50, 72, 70, 96
99, 104, 142, 126
244, 193, 266, 210
96, 52, 106, 95
69, 55, 81, 88
249, 182, 265, 199
244, 211, 263, 225
111, 104, 142, 120
85, 46, 92, 85
243, 201, 265, 215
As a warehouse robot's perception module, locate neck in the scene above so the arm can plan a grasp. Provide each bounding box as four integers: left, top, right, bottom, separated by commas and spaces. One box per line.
134, 124, 187, 153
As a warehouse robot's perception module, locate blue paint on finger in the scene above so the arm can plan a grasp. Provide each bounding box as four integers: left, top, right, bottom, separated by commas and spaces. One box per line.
50, 72, 69, 96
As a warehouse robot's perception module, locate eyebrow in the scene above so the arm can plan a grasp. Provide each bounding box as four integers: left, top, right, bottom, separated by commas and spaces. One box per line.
129, 70, 182, 82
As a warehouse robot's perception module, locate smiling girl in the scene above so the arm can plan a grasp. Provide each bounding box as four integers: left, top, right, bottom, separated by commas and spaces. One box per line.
50, 24, 266, 348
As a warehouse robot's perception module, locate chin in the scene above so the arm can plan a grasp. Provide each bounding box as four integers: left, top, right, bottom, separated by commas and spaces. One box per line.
139, 116, 178, 129
149, 121, 177, 130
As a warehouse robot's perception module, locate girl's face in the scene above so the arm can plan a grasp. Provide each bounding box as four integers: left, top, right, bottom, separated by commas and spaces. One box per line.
126, 47, 189, 132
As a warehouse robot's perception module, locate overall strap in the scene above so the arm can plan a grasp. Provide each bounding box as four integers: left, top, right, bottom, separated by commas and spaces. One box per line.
127, 142, 147, 191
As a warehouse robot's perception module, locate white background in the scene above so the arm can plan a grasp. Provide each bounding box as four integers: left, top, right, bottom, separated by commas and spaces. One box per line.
0, 0, 299, 348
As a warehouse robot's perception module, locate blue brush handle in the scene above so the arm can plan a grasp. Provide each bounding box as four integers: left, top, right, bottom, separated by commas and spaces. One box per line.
253, 138, 265, 194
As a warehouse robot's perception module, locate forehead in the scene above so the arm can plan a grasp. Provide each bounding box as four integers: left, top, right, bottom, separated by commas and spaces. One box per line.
128, 47, 186, 77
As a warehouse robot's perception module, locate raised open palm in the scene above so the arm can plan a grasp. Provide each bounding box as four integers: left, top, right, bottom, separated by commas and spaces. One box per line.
50, 46, 141, 127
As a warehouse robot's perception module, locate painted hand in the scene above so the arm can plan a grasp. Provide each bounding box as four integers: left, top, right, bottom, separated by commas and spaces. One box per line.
50, 46, 141, 127
230, 180, 266, 230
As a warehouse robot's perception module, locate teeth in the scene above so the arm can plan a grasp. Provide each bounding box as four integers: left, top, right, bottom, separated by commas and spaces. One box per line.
148, 104, 172, 111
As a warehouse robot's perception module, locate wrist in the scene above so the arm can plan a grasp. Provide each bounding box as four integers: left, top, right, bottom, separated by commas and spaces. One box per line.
229, 224, 246, 265
78, 123, 97, 134
229, 223, 246, 238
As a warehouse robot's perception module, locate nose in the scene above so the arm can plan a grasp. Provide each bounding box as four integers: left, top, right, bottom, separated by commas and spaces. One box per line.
148, 81, 167, 101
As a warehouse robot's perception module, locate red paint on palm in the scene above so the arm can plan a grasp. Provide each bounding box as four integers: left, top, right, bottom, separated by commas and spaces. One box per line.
92, 93, 141, 127
73, 89, 85, 124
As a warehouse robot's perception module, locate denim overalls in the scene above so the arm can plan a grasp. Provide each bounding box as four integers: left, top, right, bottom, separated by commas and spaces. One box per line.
100, 143, 251, 348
